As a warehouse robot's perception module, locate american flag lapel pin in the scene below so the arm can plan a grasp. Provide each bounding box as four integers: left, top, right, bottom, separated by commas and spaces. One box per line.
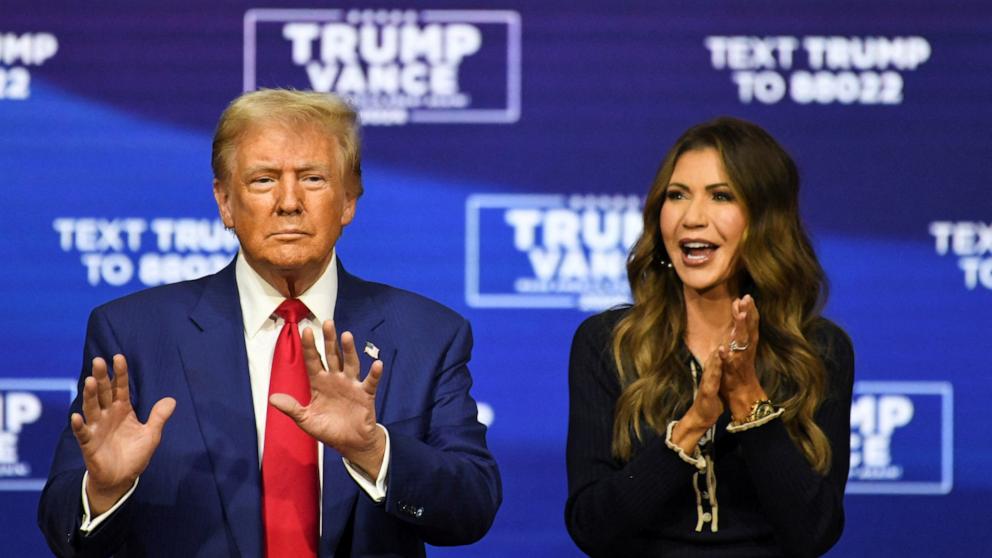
364, 341, 380, 360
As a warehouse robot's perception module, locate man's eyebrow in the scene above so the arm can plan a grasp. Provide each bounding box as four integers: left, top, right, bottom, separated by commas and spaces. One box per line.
243, 163, 278, 175
295, 163, 334, 173
243, 162, 333, 174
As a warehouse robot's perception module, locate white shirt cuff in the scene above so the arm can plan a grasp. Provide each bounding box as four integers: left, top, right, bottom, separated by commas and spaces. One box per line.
342, 424, 389, 502
79, 471, 139, 534
665, 420, 707, 470
726, 407, 785, 433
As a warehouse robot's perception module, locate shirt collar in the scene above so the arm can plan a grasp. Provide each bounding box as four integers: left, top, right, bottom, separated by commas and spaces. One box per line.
235, 250, 338, 338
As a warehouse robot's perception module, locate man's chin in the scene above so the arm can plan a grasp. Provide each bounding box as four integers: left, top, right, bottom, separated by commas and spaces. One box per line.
259, 251, 333, 274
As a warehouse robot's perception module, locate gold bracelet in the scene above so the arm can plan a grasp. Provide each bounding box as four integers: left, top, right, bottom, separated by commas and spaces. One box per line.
732, 399, 776, 426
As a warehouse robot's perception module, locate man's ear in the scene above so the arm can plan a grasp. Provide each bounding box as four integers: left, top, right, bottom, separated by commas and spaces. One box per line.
341, 191, 357, 227
213, 179, 235, 229
340, 174, 359, 226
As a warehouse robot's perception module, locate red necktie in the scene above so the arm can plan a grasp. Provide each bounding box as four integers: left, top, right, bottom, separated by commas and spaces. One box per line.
262, 299, 318, 558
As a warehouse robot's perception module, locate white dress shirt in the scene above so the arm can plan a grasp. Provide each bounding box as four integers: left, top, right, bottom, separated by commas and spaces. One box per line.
80, 251, 390, 533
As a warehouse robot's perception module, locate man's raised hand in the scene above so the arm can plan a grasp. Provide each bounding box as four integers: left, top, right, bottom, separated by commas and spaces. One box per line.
71, 354, 176, 516
269, 320, 386, 478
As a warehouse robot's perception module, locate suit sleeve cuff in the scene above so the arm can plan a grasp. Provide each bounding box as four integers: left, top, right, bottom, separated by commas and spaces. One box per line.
80, 471, 139, 534
342, 424, 390, 502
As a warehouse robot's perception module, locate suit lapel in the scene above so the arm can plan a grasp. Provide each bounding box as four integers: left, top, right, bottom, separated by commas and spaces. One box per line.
321, 261, 396, 554
179, 261, 263, 557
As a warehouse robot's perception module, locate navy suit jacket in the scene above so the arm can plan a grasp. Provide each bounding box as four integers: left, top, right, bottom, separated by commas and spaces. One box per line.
38, 259, 501, 557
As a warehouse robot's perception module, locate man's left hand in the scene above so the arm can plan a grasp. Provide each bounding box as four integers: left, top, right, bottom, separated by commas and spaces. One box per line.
269, 320, 386, 478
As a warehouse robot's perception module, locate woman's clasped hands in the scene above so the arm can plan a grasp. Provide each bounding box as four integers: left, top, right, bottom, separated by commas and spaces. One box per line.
679, 295, 769, 444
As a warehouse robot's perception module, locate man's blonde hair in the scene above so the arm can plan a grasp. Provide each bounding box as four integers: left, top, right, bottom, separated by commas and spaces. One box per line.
212, 88, 363, 196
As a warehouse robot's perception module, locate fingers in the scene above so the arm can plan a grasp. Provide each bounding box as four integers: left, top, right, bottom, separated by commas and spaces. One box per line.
90, 354, 132, 410
81, 372, 101, 424
322, 320, 343, 372
730, 297, 748, 339
146, 397, 177, 435
362, 360, 383, 395
719, 342, 745, 375
269, 393, 306, 423
703, 346, 722, 369
736, 294, 759, 340
743, 294, 760, 340
112, 354, 132, 405
311, 321, 374, 385
341, 332, 360, 380
728, 296, 760, 357
709, 348, 723, 376
301, 327, 326, 379
93, 357, 112, 409
70, 412, 90, 444
700, 349, 723, 395
719, 344, 732, 363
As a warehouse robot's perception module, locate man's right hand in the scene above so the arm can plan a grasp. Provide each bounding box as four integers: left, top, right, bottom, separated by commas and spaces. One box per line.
71, 354, 176, 516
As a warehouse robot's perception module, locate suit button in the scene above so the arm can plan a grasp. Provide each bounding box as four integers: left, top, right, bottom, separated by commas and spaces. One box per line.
414, 507, 424, 518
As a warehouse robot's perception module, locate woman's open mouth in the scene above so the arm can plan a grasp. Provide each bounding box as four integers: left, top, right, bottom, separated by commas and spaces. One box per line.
680, 241, 718, 265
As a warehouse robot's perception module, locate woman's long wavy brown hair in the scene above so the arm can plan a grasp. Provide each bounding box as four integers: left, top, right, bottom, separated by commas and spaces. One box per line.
611, 117, 832, 474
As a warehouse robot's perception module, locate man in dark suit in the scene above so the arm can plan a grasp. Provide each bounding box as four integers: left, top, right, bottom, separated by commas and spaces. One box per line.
38, 89, 501, 557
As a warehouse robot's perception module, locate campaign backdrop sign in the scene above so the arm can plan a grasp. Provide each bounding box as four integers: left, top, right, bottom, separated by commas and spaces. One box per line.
0, 380, 77, 491
848, 382, 953, 495
466, 193, 640, 311
245, 8, 521, 125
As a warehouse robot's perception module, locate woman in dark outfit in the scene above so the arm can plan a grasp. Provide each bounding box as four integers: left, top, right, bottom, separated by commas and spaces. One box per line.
565, 118, 854, 558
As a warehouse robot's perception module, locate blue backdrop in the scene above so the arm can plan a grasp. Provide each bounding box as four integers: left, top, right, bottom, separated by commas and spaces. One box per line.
2, 1, 990, 556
